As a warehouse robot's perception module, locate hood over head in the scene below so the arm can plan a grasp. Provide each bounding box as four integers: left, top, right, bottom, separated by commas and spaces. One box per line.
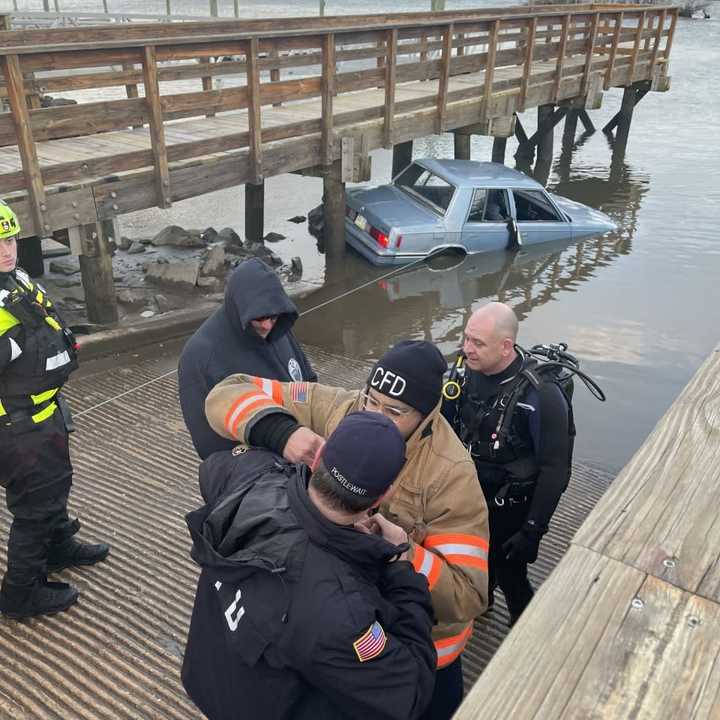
224, 258, 298, 341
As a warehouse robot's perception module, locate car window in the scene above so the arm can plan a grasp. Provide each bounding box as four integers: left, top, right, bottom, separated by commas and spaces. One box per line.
467, 189, 509, 223
395, 163, 456, 215
512, 190, 563, 222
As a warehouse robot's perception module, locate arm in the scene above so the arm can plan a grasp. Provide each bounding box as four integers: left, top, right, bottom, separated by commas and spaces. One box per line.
299, 563, 436, 720
504, 384, 569, 563
526, 382, 570, 530
405, 460, 490, 622
0, 313, 23, 375
205, 373, 357, 445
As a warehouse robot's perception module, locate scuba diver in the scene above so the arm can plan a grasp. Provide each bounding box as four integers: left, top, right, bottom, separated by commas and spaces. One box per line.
442, 302, 604, 625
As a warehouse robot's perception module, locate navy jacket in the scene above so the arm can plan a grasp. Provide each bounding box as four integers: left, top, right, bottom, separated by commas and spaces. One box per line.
178, 258, 316, 459
182, 449, 436, 720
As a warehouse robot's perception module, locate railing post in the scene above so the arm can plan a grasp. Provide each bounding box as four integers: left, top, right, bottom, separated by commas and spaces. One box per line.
270, 45, 281, 107
519, 17, 536, 112
664, 9, 677, 61
648, 9, 666, 78
321, 33, 335, 166
581, 12, 599, 98
0, 14, 11, 31
604, 11, 623, 90
553, 14, 570, 103
482, 20, 499, 125
2, 55, 48, 237
209, 0, 218, 17
383, 28, 398, 149
200, 58, 215, 118
436, 23, 453, 134
247, 37, 263, 184
142, 46, 172, 208
629, 11, 646, 84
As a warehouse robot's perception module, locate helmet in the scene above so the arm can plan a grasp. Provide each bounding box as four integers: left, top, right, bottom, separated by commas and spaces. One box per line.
0, 200, 20, 241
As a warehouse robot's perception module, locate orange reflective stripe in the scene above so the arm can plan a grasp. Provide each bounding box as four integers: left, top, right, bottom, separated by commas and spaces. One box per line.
424, 533, 489, 572
224, 391, 277, 437
252, 376, 284, 404
434, 623, 473, 668
412, 545, 442, 591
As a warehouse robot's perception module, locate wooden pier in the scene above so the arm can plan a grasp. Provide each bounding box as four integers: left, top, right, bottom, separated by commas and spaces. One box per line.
457, 344, 720, 718
0, 4, 677, 323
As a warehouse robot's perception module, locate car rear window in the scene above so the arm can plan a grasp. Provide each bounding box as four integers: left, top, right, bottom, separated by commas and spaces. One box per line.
394, 163, 456, 215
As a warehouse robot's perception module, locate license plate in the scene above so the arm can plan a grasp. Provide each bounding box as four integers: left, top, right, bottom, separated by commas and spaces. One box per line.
354, 213, 368, 231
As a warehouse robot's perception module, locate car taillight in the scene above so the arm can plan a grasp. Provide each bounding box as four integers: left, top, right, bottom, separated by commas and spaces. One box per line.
370, 227, 390, 248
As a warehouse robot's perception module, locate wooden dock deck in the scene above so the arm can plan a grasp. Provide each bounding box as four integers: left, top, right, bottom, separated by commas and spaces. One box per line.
457, 345, 720, 719
0, 4, 676, 323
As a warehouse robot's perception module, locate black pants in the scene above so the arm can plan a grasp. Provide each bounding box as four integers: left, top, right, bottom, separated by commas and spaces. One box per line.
0, 409, 78, 586
487, 502, 534, 624
422, 656, 463, 720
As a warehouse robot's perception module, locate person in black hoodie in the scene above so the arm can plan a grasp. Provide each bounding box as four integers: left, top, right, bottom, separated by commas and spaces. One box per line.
178, 257, 317, 459
182, 412, 436, 720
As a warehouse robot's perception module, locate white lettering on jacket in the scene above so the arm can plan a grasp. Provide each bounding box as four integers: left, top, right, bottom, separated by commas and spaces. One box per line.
369, 366, 406, 397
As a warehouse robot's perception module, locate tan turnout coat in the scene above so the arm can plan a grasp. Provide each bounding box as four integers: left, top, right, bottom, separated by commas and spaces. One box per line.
205, 374, 489, 668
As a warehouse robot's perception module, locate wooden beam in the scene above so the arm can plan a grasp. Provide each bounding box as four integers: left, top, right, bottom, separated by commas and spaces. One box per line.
519, 17, 536, 112
321, 32, 335, 166
383, 28, 397, 149
552, 14, 570, 103
247, 36, 263, 183
436, 23, 453, 134
580, 11, 599, 98
142, 45, 171, 209
1, 54, 48, 236
199, 58, 215, 118
648, 9, 666, 78
604, 11, 623, 91
664, 9, 677, 61
628, 11, 645, 84
482, 20, 499, 124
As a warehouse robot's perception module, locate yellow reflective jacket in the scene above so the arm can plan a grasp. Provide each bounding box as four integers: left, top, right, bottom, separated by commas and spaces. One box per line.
0, 267, 77, 431
205, 374, 490, 668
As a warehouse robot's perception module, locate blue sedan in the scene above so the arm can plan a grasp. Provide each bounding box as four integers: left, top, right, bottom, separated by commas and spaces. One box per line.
345, 160, 617, 265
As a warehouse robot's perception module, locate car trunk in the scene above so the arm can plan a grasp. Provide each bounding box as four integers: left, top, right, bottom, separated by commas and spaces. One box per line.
346, 185, 443, 233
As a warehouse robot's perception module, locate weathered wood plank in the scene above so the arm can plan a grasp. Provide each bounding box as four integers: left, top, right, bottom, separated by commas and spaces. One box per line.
604, 11, 622, 91
575, 350, 720, 602
519, 17, 536, 112
552, 15, 570, 103
629, 11, 646, 84
142, 45, 171, 208
321, 32, 335, 166
436, 23, 453, 134
1, 54, 47, 235
246, 37, 262, 184
482, 20, 499, 123
383, 28, 397, 150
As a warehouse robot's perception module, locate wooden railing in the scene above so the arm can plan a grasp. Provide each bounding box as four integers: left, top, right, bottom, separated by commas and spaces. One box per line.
0, 4, 677, 238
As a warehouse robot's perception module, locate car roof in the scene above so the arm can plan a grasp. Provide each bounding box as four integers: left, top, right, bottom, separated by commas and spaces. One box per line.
413, 159, 544, 190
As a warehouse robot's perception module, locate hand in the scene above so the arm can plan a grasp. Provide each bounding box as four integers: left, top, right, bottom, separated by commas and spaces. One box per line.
502, 527, 542, 564
283, 427, 324, 466
359, 514, 410, 560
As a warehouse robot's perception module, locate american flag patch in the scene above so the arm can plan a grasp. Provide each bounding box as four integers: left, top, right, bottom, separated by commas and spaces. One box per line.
353, 621, 386, 663
290, 382, 308, 403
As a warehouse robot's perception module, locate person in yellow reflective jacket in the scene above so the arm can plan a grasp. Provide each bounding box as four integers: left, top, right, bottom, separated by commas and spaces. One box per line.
0, 200, 110, 619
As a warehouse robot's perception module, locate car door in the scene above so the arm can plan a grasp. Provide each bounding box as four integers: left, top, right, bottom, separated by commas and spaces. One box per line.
509, 188, 573, 246
460, 188, 512, 252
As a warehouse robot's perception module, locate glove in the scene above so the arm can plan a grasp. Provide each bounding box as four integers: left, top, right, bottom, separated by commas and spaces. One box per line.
502, 523, 543, 564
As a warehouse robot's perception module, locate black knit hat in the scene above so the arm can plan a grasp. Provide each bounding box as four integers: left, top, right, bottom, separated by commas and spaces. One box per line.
321, 412, 406, 499
368, 340, 447, 416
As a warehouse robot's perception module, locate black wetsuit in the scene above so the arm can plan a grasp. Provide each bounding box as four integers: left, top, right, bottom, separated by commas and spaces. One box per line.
443, 354, 569, 622
178, 258, 316, 459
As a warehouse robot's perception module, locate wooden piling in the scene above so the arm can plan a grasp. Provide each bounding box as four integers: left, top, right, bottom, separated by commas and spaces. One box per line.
535, 104, 555, 167
562, 109, 579, 149
491, 137, 507, 164
78, 221, 118, 326
392, 141, 413, 178
614, 84, 636, 156
454, 133, 471, 161
245, 181, 265, 245
322, 160, 346, 263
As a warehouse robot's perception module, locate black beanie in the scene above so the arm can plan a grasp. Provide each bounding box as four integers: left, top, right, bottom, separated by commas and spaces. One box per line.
368, 340, 447, 416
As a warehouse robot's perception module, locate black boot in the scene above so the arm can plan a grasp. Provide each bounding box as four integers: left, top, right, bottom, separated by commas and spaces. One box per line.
47, 537, 110, 574
0, 578, 79, 619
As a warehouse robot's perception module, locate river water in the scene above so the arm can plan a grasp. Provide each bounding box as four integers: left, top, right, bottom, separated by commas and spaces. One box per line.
8, 0, 720, 474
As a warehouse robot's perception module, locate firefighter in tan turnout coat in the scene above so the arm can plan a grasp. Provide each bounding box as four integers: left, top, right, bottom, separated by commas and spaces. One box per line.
205, 340, 489, 720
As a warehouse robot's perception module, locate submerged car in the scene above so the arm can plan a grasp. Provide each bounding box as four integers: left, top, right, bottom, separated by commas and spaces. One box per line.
345, 159, 617, 265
